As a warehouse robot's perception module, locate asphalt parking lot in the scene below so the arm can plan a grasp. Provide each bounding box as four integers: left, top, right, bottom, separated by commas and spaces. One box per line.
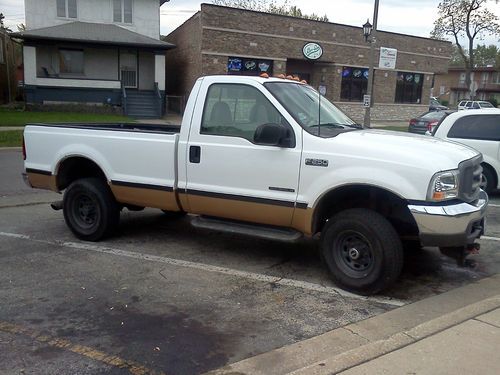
1, 148, 500, 375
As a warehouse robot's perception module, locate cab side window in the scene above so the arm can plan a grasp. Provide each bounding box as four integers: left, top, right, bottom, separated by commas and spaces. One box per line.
448, 114, 500, 141
201, 83, 286, 142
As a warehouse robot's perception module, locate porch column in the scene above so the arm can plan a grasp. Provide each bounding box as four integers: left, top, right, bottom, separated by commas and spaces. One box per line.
154, 53, 165, 91
23, 45, 37, 85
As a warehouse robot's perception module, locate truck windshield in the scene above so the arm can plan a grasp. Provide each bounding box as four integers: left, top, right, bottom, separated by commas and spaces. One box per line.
264, 82, 360, 137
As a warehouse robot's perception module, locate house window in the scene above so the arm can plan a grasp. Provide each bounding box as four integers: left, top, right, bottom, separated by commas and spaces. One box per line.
395, 72, 423, 104
340, 67, 368, 101
113, 0, 133, 24
481, 72, 489, 84
59, 49, 84, 74
57, 0, 77, 18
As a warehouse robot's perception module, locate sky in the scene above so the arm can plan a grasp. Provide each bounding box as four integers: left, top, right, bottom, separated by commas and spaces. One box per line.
1, 0, 499, 46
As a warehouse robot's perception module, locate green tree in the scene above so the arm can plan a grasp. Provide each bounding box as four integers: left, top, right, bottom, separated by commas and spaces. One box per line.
473, 44, 499, 67
212, 0, 328, 22
431, 0, 500, 98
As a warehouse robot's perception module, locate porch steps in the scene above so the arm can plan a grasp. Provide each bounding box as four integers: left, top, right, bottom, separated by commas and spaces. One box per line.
125, 90, 161, 119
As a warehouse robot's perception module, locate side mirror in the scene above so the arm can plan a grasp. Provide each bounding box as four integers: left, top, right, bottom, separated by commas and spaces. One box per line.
254, 123, 294, 147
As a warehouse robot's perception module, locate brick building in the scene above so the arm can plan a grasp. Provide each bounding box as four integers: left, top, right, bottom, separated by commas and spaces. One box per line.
164, 4, 452, 121
433, 67, 500, 106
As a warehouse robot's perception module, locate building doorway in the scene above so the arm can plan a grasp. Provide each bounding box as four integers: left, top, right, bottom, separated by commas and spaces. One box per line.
286, 59, 314, 82
120, 49, 138, 88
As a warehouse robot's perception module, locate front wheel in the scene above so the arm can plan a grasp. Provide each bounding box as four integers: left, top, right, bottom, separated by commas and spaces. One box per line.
320, 209, 403, 295
63, 178, 120, 241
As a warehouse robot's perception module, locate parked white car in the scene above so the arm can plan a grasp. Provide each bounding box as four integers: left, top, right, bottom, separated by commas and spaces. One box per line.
457, 100, 495, 110
431, 108, 500, 193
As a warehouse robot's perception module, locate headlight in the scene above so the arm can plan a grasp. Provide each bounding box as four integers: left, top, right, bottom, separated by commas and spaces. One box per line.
427, 169, 460, 201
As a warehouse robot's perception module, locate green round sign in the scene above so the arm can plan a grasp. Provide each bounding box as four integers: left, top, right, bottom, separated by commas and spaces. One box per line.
303, 42, 323, 60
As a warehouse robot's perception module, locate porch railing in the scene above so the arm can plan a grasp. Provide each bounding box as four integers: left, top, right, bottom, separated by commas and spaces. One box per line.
121, 82, 128, 115
154, 82, 163, 117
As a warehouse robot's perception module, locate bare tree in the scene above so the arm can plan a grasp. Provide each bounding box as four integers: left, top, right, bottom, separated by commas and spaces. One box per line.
431, 0, 500, 98
212, 0, 328, 22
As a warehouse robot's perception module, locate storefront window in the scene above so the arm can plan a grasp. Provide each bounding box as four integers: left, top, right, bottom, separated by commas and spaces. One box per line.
340, 67, 368, 101
395, 72, 423, 103
227, 57, 273, 76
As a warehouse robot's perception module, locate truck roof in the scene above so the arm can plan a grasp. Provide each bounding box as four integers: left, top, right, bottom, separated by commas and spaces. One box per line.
199, 75, 308, 85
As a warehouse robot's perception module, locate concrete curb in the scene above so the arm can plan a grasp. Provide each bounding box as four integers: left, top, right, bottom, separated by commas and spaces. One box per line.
0, 147, 22, 151
207, 274, 500, 375
291, 296, 500, 375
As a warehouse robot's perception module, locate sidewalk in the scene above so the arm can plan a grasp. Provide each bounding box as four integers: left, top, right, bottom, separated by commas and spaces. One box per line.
209, 273, 500, 375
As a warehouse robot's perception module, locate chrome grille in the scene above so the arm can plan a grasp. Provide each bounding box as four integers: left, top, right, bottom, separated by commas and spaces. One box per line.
458, 155, 483, 203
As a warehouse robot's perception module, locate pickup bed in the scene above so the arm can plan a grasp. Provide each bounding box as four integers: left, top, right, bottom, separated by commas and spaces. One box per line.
23, 75, 488, 295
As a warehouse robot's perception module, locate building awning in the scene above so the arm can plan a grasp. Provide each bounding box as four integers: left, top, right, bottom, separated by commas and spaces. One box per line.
11, 21, 175, 50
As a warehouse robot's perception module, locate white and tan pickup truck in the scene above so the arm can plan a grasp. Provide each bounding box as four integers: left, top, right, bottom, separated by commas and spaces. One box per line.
23, 75, 488, 295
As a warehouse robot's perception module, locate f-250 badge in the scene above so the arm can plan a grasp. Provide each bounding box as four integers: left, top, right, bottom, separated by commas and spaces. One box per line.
305, 158, 329, 167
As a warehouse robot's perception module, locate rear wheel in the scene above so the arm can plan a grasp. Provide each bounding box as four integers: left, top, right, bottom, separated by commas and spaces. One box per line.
63, 178, 120, 241
321, 209, 403, 295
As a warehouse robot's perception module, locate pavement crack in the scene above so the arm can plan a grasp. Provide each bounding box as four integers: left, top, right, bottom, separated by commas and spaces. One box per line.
343, 326, 370, 342
473, 318, 500, 329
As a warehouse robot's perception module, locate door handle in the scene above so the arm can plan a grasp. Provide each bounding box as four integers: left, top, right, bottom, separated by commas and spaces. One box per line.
189, 145, 201, 163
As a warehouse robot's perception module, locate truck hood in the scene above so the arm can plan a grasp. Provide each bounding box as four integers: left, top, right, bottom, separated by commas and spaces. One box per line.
335, 129, 479, 171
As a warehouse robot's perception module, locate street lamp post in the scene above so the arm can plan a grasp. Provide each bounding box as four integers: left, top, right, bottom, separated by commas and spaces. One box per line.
363, 0, 379, 129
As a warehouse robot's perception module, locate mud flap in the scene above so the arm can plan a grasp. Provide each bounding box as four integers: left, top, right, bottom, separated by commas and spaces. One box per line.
440, 243, 480, 268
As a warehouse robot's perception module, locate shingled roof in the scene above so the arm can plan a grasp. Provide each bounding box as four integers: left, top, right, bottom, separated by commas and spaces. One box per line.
11, 21, 175, 50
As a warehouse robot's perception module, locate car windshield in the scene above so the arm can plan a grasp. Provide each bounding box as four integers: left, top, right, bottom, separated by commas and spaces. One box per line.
479, 101, 494, 108
421, 111, 447, 120
264, 82, 359, 137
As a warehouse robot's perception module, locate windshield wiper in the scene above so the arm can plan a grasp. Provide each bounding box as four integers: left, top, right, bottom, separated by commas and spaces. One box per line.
310, 123, 353, 129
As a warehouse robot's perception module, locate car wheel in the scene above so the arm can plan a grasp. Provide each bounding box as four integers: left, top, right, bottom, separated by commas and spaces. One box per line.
321, 208, 403, 295
480, 165, 496, 194
63, 178, 120, 241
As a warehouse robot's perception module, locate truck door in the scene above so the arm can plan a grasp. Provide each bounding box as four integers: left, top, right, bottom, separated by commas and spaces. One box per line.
185, 82, 302, 227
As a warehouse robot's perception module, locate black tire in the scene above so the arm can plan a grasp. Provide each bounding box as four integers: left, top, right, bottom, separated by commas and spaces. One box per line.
481, 165, 496, 194
63, 178, 120, 241
320, 208, 404, 295
161, 210, 187, 219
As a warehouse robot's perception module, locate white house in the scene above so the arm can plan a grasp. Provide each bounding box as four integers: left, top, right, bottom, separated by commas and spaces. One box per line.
12, 0, 175, 117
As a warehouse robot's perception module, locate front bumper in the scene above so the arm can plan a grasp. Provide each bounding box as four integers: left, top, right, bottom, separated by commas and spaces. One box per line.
408, 190, 488, 247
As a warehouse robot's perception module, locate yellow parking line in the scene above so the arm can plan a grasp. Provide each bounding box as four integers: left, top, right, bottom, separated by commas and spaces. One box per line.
0, 321, 165, 375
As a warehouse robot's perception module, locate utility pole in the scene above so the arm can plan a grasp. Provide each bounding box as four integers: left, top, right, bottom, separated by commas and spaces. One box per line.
363, 0, 379, 128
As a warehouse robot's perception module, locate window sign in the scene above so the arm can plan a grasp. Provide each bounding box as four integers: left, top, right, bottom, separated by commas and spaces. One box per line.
378, 47, 397, 69
341, 66, 369, 101
227, 57, 273, 76
302, 42, 323, 60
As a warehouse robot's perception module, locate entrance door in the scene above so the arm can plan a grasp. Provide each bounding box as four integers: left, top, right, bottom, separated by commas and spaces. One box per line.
120, 50, 137, 88
286, 59, 314, 82
185, 82, 302, 227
